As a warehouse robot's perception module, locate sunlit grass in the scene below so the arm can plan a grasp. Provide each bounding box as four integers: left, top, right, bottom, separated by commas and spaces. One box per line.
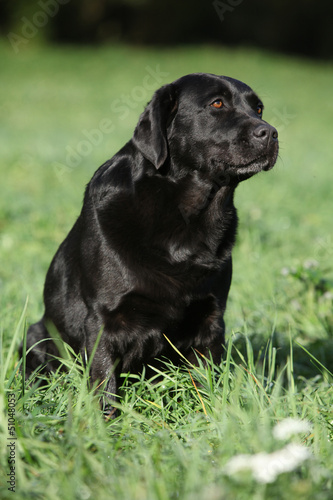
0, 308, 332, 499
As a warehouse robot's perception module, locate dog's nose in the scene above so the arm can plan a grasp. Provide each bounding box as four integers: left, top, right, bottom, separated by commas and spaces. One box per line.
253, 124, 278, 142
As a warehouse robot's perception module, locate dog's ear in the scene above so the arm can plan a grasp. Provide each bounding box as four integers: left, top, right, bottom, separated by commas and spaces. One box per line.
133, 84, 178, 169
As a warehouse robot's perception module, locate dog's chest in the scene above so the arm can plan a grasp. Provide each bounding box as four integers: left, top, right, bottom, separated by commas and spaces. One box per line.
135, 176, 236, 267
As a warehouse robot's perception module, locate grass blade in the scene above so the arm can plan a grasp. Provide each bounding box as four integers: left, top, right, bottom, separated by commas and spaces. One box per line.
2, 297, 28, 385
221, 335, 233, 410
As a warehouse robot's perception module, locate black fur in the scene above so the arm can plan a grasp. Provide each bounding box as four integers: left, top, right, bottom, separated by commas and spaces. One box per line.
22, 73, 278, 410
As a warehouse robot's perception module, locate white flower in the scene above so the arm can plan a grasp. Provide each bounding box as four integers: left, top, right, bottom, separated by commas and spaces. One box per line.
273, 418, 312, 440
224, 443, 311, 484
303, 259, 319, 269
281, 267, 290, 276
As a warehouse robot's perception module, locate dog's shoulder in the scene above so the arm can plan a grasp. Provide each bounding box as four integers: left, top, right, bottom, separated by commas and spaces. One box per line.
87, 141, 136, 205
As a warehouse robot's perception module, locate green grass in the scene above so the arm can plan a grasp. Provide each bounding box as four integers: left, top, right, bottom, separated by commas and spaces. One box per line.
1, 42, 333, 499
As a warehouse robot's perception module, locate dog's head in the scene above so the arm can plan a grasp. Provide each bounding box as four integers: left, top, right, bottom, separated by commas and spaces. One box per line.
133, 73, 279, 182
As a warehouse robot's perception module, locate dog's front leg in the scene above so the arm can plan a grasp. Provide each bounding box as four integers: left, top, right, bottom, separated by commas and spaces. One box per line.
84, 327, 120, 419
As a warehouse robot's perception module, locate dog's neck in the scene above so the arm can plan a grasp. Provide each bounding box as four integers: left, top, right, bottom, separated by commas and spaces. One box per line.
176, 169, 236, 223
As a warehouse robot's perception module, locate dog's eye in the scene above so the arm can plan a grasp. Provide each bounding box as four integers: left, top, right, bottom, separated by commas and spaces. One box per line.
257, 104, 263, 116
211, 99, 223, 109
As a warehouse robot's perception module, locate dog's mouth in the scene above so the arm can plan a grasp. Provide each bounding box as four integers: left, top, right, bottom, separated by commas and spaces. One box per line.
233, 145, 279, 177
237, 156, 273, 173
210, 143, 279, 183
216, 154, 277, 184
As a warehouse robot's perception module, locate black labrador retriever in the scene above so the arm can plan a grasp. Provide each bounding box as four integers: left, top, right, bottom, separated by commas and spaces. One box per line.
22, 73, 278, 411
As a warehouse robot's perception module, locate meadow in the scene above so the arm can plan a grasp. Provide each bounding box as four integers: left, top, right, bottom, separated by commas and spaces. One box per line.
0, 42, 332, 499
